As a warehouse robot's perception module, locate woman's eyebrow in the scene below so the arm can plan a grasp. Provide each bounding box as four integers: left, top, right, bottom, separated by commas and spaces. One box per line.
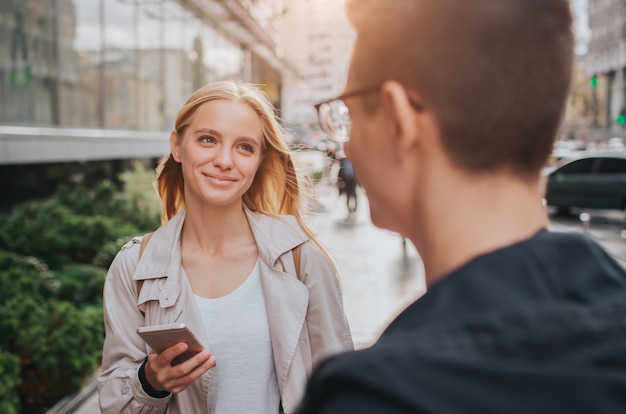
194, 127, 260, 144
193, 128, 222, 137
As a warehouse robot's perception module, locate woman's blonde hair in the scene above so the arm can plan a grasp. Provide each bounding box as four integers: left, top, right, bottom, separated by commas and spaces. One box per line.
156, 80, 321, 250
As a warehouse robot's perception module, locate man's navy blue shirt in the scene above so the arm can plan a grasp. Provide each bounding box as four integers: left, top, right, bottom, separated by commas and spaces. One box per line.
297, 230, 626, 413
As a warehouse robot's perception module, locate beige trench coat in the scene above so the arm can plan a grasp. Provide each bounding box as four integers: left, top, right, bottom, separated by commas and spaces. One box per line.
97, 209, 353, 414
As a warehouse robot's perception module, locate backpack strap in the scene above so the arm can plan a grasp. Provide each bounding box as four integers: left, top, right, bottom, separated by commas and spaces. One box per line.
292, 244, 302, 281
136, 232, 154, 297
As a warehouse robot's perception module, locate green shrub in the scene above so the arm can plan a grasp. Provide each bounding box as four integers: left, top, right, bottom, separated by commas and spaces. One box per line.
0, 251, 105, 413
56, 162, 161, 230
0, 297, 103, 412
92, 237, 130, 269
116, 160, 162, 229
0, 161, 160, 270
9, 299, 103, 412
0, 198, 141, 269
52, 264, 107, 307
0, 251, 56, 311
0, 161, 160, 412
0, 349, 21, 414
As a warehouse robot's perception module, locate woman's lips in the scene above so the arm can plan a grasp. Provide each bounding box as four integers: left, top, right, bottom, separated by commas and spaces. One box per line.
205, 173, 236, 186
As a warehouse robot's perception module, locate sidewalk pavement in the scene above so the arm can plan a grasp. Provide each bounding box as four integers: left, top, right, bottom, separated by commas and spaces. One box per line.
58, 181, 426, 414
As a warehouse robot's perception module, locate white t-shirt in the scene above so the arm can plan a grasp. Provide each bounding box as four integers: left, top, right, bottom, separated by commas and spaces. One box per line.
193, 260, 281, 413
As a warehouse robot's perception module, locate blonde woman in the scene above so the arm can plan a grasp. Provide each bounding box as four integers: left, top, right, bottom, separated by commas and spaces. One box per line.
98, 81, 353, 414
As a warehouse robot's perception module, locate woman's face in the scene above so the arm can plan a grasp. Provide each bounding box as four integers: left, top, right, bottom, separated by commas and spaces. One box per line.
171, 99, 264, 209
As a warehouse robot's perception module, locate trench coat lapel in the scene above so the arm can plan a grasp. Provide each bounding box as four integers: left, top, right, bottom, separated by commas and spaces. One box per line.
133, 211, 186, 312
258, 259, 309, 392
245, 210, 311, 394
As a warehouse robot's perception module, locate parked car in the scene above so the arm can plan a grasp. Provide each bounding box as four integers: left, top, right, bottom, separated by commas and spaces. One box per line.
544, 152, 626, 213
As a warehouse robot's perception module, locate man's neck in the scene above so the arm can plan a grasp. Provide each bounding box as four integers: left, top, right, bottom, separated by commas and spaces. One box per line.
411, 171, 549, 287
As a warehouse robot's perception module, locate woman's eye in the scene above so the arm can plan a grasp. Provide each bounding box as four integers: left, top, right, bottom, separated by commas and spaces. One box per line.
239, 143, 255, 153
200, 136, 216, 144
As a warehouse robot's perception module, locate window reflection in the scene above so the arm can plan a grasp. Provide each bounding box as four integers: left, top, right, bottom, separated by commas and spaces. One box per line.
1, 0, 255, 132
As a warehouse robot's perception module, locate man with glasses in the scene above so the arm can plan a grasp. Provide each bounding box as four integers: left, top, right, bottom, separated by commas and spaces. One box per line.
298, 0, 626, 412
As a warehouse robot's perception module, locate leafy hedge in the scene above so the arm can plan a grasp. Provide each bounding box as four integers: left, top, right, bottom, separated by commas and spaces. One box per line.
0, 348, 21, 414
0, 161, 161, 270
0, 161, 160, 413
0, 252, 103, 412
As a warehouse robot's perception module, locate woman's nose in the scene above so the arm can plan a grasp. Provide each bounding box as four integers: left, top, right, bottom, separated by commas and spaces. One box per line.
213, 147, 233, 169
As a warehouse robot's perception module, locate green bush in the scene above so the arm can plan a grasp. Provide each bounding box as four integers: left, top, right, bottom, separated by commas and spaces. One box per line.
116, 160, 162, 229
0, 199, 139, 269
0, 252, 104, 413
55, 161, 161, 231
0, 349, 21, 414
52, 264, 107, 307
92, 237, 131, 269
0, 161, 160, 270
8, 298, 103, 412
0, 161, 161, 413
0, 251, 57, 311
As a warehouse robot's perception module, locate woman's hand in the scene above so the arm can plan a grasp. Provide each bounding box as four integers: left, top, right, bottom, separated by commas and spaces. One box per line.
144, 343, 216, 394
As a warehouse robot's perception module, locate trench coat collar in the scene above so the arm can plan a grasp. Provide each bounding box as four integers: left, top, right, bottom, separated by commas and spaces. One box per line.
244, 208, 310, 265
133, 208, 310, 278
132, 208, 311, 306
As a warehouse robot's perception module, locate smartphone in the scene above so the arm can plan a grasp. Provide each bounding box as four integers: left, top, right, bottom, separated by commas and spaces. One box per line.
137, 323, 205, 365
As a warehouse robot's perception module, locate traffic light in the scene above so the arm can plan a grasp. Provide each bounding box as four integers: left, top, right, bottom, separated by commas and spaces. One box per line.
590, 76, 598, 88
617, 110, 626, 125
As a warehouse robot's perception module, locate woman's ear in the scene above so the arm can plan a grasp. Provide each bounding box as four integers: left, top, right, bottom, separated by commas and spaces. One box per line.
170, 130, 181, 162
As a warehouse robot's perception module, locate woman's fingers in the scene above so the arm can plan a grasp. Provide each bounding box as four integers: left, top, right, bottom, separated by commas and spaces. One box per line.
168, 351, 216, 393
148, 348, 215, 394
158, 342, 190, 366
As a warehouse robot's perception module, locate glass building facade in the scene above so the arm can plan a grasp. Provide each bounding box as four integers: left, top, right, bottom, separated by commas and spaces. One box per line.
0, 0, 283, 132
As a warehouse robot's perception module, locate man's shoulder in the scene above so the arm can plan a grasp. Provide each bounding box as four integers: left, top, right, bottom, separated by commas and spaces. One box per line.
298, 345, 410, 413
302, 300, 626, 413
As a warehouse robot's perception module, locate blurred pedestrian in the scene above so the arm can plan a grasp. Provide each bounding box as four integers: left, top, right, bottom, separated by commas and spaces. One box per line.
300, 0, 626, 412
98, 80, 353, 414
322, 142, 338, 184
336, 152, 358, 220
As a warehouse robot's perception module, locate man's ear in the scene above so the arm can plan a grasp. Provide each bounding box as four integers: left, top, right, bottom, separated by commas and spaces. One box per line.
170, 130, 181, 162
380, 81, 421, 154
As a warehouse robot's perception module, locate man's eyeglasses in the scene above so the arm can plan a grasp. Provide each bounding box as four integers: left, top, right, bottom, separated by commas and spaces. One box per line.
314, 85, 380, 143
314, 85, 423, 143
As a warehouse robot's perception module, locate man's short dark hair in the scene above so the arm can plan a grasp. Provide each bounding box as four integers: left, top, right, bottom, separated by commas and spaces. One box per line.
346, 0, 574, 177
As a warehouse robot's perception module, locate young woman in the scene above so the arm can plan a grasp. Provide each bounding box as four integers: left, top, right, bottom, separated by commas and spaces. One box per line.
98, 81, 353, 414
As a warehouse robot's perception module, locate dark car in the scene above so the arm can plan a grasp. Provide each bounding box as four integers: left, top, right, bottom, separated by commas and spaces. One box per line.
544, 152, 626, 213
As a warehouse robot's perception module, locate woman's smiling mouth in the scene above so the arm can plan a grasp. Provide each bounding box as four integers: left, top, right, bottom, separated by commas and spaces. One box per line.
205, 173, 237, 186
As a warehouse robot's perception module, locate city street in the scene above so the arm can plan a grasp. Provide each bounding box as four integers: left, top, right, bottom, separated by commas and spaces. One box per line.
59, 178, 625, 414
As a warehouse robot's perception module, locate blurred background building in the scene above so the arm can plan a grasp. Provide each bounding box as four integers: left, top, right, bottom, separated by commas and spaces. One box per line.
0, 0, 292, 130
3, 0, 622, 207
0, 0, 353, 208
279, 0, 354, 138
568, 0, 626, 144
